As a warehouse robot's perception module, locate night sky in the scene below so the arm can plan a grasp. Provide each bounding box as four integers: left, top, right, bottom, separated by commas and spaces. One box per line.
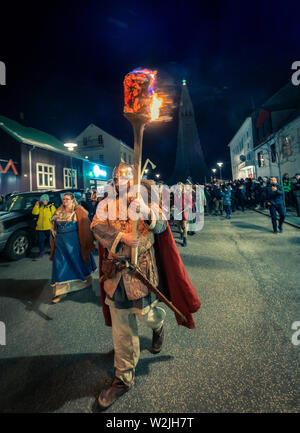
0, 0, 299, 180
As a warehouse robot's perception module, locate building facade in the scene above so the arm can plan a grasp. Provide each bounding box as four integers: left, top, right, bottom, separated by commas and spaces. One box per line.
75, 123, 133, 178
229, 82, 300, 181
228, 117, 256, 180
254, 115, 300, 180
0, 115, 109, 196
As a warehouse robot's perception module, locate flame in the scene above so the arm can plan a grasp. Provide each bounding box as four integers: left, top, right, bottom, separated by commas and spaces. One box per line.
150, 92, 163, 121
124, 68, 171, 122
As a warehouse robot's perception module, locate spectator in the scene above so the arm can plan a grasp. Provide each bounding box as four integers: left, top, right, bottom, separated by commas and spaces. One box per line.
32, 194, 56, 259
230, 182, 237, 212
236, 183, 247, 212
221, 184, 232, 219
204, 185, 213, 215
90, 187, 99, 219
292, 173, 300, 217
266, 177, 286, 234
212, 184, 223, 216
282, 173, 292, 208
245, 178, 253, 207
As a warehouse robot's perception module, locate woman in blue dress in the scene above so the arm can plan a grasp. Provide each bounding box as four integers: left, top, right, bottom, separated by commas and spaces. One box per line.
50, 192, 97, 303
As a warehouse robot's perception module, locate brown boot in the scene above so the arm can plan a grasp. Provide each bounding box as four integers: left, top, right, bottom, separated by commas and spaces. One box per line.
98, 377, 130, 409
152, 325, 164, 353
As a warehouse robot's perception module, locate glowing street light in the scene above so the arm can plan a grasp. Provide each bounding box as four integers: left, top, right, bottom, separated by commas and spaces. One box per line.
211, 168, 217, 182
64, 142, 78, 188
64, 142, 78, 151
217, 162, 223, 180
155, 173, 160, 179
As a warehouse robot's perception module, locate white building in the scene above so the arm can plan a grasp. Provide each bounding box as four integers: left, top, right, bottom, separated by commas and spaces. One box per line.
75, 123, 133, 179
254, 114, 300, 180
228, 117, 256, 180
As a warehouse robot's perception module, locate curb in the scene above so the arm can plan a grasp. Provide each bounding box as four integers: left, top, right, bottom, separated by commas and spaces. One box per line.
253, 209, 300, 230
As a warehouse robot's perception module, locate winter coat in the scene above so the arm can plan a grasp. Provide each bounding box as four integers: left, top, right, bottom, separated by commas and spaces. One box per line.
221, 187, 231, 205
32, 203, 56, 231
283, 179, 292, 192
212, 187, 222, 200
266, 185, 284, 205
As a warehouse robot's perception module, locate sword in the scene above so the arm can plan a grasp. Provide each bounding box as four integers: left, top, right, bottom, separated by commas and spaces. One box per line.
102, 254, 187, 323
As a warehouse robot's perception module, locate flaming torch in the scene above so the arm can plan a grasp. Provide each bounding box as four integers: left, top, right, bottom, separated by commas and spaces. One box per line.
124, 68, 164, 265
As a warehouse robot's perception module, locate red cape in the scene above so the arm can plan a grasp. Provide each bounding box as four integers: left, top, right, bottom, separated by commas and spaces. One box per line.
98, 223, 201, 329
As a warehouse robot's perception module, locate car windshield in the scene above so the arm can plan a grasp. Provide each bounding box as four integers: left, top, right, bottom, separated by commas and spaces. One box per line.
2, 195, 39, 212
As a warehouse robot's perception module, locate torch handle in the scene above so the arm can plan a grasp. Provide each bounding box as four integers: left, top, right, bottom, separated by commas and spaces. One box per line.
131, 119, 146, 266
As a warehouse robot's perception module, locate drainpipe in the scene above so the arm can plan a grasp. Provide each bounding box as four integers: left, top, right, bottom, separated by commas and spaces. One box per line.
28, 145, 36, 192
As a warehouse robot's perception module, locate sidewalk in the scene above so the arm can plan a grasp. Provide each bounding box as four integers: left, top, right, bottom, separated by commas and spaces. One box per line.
253, 206, 300, 229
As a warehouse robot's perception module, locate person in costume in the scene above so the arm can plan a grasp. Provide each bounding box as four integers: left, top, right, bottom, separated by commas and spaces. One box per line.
174, 182, 193, 247
50, 192, 96, 303
91, 162, 201, 409
188, 182, 205, 233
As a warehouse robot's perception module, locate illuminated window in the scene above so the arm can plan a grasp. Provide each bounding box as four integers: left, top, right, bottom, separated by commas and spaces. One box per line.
36, 163, 56, 188
63, 168, 77, 188
257, 151, 264, 167
281, 136, 292, 156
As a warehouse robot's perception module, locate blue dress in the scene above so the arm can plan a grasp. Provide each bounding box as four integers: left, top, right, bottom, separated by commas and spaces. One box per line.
51, 221, 96, 290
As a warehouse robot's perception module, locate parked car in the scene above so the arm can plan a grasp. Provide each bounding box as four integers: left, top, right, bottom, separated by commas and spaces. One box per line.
0, 189, 84, 260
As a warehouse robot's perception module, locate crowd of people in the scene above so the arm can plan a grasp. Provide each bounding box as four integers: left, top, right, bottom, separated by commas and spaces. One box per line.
204, 173, 300, 218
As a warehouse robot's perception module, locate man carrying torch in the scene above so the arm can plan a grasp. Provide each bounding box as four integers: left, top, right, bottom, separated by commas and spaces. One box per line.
91, 69, 200, 410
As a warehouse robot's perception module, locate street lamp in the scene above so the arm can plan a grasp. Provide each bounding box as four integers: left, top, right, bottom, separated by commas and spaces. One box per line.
212, 168, 217, 182
217, 162, 223, 181
64, 142, 78, 188
155, 173, 160, 179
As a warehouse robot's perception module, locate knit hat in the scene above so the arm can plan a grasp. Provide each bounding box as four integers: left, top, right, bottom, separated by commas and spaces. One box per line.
40, 194, 49, 202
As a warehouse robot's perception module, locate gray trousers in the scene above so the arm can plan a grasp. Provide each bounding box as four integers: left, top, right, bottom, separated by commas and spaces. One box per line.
108, 301, 166, 387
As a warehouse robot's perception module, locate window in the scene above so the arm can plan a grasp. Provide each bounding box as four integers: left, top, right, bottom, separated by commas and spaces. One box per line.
270, 143, 276, 163
98, 135, 104, 147
123, 153, 127, 162
297, 128, 300, 152
128, 154, 131, 164
281, 136, 292, 156
257, 151, 264, 167
63, 168, 77, 188
83, 137, 88, 146
99, 154, 105, 164
37, 163, 55, 188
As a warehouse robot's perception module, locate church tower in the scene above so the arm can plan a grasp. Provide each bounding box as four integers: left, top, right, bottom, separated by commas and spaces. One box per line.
168, 80, 208, 184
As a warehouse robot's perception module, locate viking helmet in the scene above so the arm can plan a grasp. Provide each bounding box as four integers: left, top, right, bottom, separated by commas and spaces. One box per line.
113, 162, 134, 181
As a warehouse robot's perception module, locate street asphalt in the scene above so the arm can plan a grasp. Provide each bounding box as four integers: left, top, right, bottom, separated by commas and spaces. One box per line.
0, 209, 299, 413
